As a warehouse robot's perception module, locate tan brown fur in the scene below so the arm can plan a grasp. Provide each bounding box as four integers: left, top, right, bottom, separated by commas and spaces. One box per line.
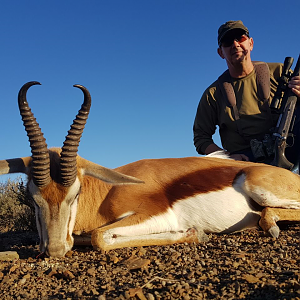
71, 156, 300, 248
73, 157, 247, 235
40, 182, 68, 205
3, 147, 300, 254
241, 165, 300, 201
74, 175, 112, 233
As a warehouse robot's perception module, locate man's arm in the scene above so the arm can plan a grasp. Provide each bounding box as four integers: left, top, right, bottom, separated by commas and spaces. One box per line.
204, 143, 223, 154
194, 86, 249, 161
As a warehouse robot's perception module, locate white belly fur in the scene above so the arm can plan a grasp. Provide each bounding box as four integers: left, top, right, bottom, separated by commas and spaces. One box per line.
172, 186, 261, 233
109, 187, 261, 238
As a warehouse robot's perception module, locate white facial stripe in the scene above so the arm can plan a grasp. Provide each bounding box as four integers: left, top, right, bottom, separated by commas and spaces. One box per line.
34, 204, 47, 252
68, 198, 78, 234
65, 177, 81, 203
47, 178, 81, 253
28, 177, 81, 256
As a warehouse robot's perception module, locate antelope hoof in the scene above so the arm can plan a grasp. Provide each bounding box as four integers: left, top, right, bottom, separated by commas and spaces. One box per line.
187, 227, 209, 242
197, 231, 209, 242
92, 245, 101, 252
92, 244, 107, 253
268, 226, 280, 238
91, 229, 108, 252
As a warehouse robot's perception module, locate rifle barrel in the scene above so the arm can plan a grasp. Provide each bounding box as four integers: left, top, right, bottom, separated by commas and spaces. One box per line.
271, 54, 300, 170
292, 54, 300, 77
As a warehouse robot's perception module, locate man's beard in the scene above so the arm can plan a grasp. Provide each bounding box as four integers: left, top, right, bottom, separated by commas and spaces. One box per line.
231, 50, 248, 65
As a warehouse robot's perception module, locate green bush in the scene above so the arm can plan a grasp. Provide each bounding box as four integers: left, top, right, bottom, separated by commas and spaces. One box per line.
0, 178, 36, 233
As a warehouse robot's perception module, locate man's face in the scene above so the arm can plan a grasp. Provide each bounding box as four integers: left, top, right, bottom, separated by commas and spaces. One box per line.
217, 29, 253, 66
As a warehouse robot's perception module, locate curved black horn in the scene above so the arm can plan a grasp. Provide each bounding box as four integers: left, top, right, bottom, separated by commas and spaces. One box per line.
18, 81, 51, 187
60, 85, 91, 186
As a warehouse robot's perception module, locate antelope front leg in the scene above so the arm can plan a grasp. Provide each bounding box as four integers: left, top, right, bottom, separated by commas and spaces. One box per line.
259, 207, 300, 238
91, 226, 204, 252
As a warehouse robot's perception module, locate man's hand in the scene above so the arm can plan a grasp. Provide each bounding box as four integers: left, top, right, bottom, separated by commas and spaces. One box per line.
289, 75, 300, 98
229, 153, 249, 161
204, 144, 250, 161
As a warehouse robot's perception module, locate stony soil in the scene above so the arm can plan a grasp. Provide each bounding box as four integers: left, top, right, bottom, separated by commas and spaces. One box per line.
1, 225, 300, 300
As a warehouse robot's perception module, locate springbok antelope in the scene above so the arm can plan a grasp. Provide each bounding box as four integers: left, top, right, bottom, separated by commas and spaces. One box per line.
1, 81, 300, 257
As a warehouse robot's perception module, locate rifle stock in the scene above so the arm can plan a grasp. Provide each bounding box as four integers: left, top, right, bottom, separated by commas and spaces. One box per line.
271, 54, 300, 169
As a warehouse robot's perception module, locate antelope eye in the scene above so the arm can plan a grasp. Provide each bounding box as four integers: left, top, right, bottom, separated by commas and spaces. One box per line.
70, 187, 81, 204
75, 187, 81, 199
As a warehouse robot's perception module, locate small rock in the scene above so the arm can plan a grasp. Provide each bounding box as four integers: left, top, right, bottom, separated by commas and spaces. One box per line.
242, 274, 259, 284
0, 251, 19, 261
63, 270, 75, 280
87, 267, 96, 276
146, 293, 155, 300
9, 264, 19, 273
124, 257, 151, 270
27, 257, 35, 263
91, 288, 99, 295
18, 277, 27, 285
45, 267, 57, 277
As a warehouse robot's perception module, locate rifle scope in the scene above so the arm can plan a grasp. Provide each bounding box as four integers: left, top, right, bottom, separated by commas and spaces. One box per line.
270, 57, 294, 110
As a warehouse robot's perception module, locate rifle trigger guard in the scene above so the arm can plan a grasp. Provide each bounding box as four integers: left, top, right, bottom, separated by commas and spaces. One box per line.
286, 133, 295, 147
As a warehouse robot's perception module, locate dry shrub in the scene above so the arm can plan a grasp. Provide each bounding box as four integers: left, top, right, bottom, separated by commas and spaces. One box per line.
0, 178, 36, 233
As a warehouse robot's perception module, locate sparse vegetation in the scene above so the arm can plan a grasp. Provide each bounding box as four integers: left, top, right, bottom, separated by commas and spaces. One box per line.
0, 178, 36, 232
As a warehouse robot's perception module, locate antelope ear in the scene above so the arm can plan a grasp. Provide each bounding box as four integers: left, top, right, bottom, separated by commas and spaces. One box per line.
78, 158, 144, 185
0, 157, 32, 175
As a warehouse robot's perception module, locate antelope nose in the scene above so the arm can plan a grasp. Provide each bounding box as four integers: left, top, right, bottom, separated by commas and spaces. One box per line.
46, 244, 67, 258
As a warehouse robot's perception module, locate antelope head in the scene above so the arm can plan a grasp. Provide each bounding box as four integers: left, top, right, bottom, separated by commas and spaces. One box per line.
2, 81, 142, 257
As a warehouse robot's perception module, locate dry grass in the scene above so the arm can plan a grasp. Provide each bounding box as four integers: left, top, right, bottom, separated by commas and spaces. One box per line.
0, 178, 36, 233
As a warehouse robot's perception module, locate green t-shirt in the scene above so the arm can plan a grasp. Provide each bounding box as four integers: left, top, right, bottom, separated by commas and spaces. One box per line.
193, 63, 283, 154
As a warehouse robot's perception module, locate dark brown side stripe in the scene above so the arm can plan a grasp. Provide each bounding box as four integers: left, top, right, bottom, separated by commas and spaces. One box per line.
164, 166, 242, 205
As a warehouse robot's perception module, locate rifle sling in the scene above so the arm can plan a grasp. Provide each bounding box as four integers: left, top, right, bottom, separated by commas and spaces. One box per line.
218, 61, 271, 141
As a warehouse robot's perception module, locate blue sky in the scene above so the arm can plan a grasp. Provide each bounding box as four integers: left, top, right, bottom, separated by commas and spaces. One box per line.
1, 0, 300, 182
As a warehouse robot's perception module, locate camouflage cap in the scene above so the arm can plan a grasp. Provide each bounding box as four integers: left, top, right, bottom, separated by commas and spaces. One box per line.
218, 20, 249, 46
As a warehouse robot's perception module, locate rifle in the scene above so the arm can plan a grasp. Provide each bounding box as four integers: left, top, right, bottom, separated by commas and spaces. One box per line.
270, 54, 300, 170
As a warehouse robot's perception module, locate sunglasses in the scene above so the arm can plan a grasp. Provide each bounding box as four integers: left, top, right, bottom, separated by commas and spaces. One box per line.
221, 35, 248, 47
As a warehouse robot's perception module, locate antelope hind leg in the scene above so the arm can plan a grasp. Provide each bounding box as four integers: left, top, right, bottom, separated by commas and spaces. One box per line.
240, 166, 300, 209
259, 207, 300, 238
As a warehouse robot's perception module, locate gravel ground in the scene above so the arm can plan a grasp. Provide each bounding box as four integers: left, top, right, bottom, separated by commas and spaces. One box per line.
1, 225, 300, 300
